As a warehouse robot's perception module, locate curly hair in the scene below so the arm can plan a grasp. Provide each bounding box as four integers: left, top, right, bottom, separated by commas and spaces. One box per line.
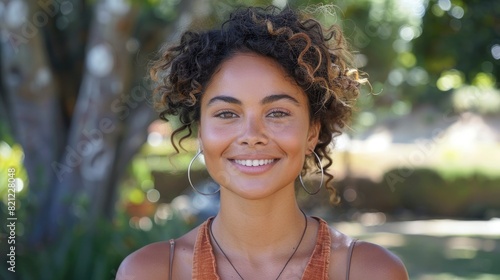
150, 5, 362, 204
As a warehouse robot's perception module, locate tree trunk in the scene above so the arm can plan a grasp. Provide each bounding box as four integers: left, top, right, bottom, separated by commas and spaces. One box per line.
0, 0, 66, 246
1, 0, 212, 246
45, 0, 176, 242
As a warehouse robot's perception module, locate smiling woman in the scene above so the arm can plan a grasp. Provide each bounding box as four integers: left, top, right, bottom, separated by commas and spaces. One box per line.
199, 53, 316, 201
117, 5, 408, 280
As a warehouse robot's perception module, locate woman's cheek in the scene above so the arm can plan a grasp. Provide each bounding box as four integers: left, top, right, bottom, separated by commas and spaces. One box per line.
267, 121, 289, 136
200, 123, 235, 157
268, 121, 306, 142
201, 119, 234, 138
202, 123, 234, 141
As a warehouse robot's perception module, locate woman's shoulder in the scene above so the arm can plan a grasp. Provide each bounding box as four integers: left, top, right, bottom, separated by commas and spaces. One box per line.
116, 240, 170, 280
327, 225, 409, 280
116, 223, 201, 280
347, 240, 408, 280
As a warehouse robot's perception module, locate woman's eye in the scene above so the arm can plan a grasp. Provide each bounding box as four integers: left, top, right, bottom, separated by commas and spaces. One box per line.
268, 110, 290, 118
215, 111, 238, 119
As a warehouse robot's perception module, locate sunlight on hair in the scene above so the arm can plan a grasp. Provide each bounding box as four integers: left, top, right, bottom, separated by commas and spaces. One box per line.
301, 3, 342, 18
272, 0, 287, 9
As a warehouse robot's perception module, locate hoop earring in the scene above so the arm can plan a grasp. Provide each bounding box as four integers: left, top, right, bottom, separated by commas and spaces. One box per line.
299, 151, 324, 195
188, 149, 220, 195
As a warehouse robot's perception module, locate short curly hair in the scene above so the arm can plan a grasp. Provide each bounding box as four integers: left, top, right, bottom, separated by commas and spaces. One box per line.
150, 5, 362, 204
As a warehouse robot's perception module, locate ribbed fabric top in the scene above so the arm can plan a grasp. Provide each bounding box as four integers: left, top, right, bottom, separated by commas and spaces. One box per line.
191, 217, 332, 279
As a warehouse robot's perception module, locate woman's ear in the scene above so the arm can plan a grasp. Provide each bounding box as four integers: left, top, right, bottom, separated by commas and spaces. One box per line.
306, 121, 320, 153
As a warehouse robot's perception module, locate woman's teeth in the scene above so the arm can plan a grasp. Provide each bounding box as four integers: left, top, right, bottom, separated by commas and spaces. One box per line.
234, 159, 275, 167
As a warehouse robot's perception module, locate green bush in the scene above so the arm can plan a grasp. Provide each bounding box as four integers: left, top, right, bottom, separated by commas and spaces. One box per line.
386, 168, 500, 218
0, 141, 193, 280
298, 168, 500, 220
0, 207, 191, 280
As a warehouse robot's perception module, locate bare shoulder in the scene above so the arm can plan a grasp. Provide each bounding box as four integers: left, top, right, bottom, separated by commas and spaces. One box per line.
116, 241, 170, 280
116, 224, 200, 280
349, 240, 409, 280
327, 225, 408, 280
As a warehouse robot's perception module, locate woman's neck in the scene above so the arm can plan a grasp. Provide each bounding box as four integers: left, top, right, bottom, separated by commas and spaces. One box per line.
212, 188, 306, 257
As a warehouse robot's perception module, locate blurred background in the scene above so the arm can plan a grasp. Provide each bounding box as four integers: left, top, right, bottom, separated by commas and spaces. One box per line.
0, 0, 499, 279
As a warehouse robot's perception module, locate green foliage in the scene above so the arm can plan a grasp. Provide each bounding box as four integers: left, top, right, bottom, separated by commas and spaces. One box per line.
410, 0, 499, 107
0, 121, 15, 146
415, 0, 499, 85
0, 142, 192, 280
134, 0, 182, 21
0, 200, 191, 280
294, 0, 499, 126
303, 167, 500, 220
0, 142, 29, 200
120, 156, 154, 206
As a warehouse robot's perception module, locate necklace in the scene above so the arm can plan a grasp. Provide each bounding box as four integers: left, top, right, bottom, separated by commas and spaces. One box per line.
209, 210, 308, 280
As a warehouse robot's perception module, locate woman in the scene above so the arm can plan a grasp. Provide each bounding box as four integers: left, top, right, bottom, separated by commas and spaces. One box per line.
118, 5, 408, 280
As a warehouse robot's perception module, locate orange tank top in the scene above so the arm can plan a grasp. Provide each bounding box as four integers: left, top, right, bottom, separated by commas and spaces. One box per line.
190, 217, 334, 280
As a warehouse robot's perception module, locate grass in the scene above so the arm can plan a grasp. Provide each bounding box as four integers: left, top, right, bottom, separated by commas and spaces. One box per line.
328, 143, 500, 182
334, 220, 500, 280
390, 234, 499, 279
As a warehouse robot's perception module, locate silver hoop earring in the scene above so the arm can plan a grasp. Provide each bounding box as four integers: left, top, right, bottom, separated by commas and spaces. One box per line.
188, 150, 220, 195
299, 151, 324, 195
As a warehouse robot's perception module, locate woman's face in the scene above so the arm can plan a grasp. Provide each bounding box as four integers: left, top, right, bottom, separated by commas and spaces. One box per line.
199, 53, 319, 200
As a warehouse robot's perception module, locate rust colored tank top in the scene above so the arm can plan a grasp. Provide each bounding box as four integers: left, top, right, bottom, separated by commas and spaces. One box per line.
189, 217, 338, 280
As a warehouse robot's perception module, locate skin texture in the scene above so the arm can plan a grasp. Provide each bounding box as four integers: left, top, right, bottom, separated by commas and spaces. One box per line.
117, 53, 409, 280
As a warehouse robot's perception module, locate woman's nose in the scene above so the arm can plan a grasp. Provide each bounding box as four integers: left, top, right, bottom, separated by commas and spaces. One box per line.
237, 116, 268, 147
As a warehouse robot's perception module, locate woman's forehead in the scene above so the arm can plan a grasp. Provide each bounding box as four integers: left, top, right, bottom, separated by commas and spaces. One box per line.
202, 53, 308, 105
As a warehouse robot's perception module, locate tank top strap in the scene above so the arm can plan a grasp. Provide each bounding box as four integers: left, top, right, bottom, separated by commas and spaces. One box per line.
345, 239, 357, 280
168, 239, 175, 280
300, 217, 332, 280
192, 217, 220, 280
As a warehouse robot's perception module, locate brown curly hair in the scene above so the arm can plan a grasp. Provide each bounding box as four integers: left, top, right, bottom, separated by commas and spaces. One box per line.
150, 5, 362, 204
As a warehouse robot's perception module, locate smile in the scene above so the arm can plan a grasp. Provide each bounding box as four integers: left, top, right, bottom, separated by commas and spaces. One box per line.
233, 159, 275, 167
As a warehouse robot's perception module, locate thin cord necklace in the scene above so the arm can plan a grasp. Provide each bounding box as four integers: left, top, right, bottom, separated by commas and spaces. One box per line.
209, 210, 308, 280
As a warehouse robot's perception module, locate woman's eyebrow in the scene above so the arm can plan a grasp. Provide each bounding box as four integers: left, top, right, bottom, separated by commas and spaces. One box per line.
207, 95, 242, 106
261, 94, 300, 106
206, 93, 300, 106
